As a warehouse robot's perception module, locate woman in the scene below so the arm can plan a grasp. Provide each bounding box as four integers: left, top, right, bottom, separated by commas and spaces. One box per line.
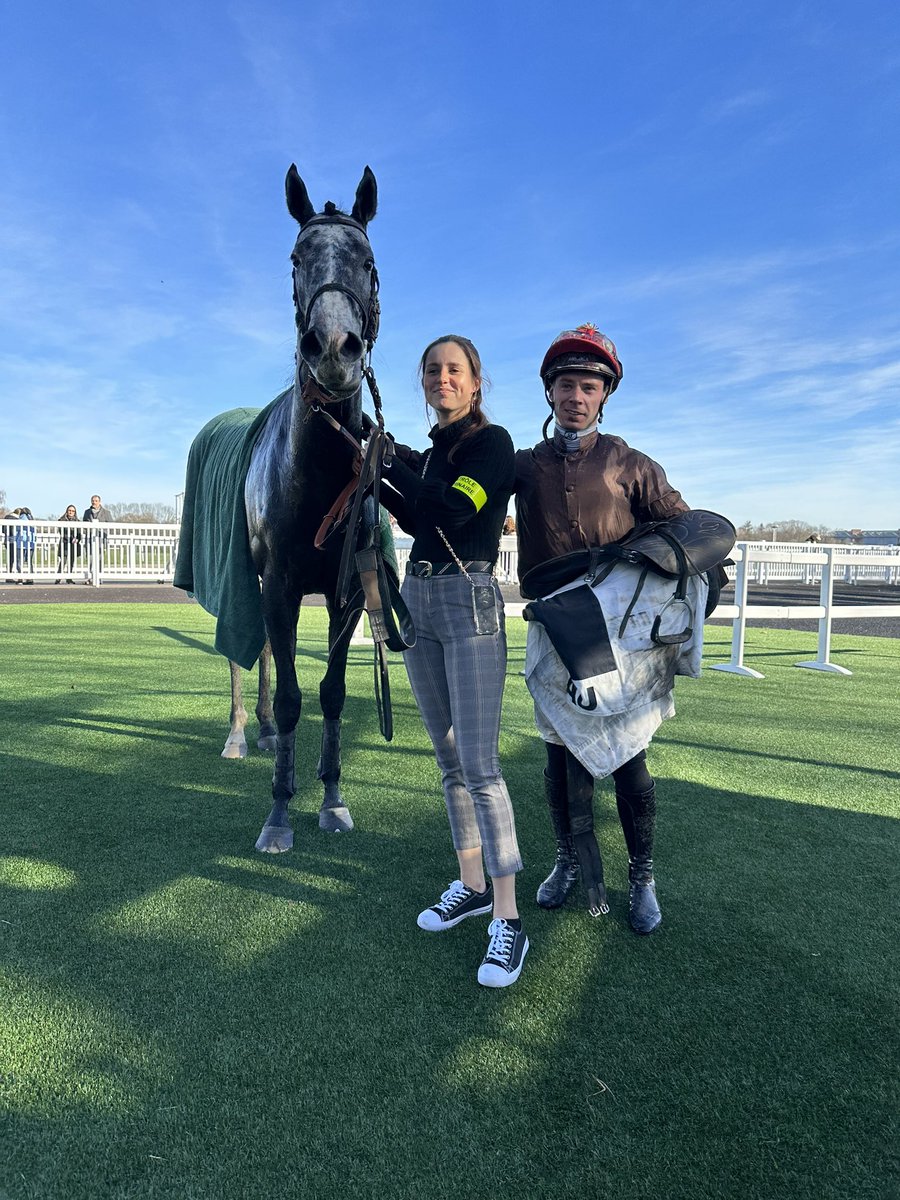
57, 504, 82, 582
381, 335, 527, 988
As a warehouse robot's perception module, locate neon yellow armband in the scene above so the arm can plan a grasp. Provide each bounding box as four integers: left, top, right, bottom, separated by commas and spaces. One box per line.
451, 475, 488, 512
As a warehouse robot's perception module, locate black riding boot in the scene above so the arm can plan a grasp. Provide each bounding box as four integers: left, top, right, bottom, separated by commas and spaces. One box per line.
615, 784, 662, 934
536, 770, 579, 909
566, 751, 609, 918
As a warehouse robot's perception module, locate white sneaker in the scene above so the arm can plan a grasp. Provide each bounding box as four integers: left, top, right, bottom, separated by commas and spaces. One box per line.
417, 879, 493, 931
477, 918, 529, 988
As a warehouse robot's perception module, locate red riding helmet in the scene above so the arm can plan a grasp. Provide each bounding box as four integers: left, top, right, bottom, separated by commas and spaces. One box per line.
540, 323, 623, 394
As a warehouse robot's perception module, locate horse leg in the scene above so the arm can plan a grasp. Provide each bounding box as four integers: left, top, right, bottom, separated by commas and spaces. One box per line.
256, 639, 277, 752
316, 606, 357, 833
255, 593, 301, 853
222, 660, 250, 759
317, 717, 352, 833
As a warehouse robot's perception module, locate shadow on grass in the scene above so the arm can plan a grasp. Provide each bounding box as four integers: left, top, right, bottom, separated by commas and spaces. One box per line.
151, 626, 219, 655
152, 624, 335, 667
1, 709, 897, 1200
53, 713, 226, 743
657, 735, 900, 782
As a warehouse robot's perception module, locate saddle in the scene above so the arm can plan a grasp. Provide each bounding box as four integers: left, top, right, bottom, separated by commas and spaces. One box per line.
521, 509, 735, 646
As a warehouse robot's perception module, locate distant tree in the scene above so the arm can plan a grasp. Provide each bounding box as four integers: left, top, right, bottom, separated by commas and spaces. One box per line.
736, 519, 833, 542
107, 501, 176, 523
0, 487, 6, 509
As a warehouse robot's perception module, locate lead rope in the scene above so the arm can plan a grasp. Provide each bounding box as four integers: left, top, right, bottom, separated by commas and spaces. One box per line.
309, 358, 415, 741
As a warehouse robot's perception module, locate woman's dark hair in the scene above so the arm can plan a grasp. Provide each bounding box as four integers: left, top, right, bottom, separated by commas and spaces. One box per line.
418, 334, 491, 463
60, 505, 77, 519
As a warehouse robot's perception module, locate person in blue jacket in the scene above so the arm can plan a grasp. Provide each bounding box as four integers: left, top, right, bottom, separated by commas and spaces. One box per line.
13, 507, 36, 582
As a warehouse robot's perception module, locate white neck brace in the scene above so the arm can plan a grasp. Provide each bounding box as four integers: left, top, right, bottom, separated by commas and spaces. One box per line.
555, 422, 597, 451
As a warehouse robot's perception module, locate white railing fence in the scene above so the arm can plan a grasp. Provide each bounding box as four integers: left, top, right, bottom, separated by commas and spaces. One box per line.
1, 520, 180, 586
397, 537, 900, 587
728, 539, 900, 586
706, 543, 900, 679
4, 526, 898, 678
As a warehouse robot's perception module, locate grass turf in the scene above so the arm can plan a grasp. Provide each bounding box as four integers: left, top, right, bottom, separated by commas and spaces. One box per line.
0, 604, 897, 1199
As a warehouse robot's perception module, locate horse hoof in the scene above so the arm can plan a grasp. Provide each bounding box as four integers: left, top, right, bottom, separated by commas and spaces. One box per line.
257, 735, 277, 753
221, 741, 248, 760
319, 807, 353, 833
255, 825, 294, 853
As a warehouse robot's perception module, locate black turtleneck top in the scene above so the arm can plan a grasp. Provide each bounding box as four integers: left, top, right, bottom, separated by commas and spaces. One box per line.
381, 415, 515, 564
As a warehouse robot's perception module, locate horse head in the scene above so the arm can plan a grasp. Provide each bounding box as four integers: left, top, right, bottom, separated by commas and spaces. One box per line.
286, 165, 379, 402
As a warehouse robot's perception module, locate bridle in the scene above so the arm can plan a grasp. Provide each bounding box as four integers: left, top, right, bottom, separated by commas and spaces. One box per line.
291, 213, 381, 356
291, 210, 384, 427
288, 209, 414, 726
290, 209, 386, 482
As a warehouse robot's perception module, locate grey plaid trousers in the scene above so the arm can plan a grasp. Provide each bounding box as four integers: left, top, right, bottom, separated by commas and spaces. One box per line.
401, 573, 523, 879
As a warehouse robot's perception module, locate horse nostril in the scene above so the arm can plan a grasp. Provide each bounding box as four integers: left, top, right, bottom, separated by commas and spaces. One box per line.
339, 331, 364, 362
299, 330, 323, 362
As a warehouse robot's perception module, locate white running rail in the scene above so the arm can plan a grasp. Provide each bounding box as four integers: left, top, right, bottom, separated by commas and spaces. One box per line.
707, 543, 900, 678
1, 520, 180, 587
4, 526, 898, 678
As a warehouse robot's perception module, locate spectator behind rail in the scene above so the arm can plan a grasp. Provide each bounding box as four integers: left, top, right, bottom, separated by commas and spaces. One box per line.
82, 494, 112, 583
56, 504, 83, 582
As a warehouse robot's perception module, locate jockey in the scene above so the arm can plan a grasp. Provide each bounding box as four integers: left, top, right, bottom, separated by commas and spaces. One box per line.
514, 323, 696, 934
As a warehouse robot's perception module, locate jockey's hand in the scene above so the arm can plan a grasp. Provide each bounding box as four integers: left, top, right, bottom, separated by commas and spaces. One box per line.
351, 451, 363, 477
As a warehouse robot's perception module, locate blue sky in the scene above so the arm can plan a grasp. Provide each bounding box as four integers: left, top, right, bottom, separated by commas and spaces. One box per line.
2, 0, 898, 527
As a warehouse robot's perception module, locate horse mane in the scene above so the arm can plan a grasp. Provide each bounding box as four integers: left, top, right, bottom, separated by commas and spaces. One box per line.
323, 201, 346, 217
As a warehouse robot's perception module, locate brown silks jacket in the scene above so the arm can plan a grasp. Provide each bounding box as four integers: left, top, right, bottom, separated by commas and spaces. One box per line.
513, 430, 688, 590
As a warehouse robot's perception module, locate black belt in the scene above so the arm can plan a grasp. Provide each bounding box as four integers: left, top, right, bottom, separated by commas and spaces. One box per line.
405, 560, 493, 578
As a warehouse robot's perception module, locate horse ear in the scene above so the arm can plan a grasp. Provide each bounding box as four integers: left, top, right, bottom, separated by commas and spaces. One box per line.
285, 164, 316, 227
351, 166, 377, 227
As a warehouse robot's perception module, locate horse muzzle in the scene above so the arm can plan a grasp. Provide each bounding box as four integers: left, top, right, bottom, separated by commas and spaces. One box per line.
299, 359, 363, 404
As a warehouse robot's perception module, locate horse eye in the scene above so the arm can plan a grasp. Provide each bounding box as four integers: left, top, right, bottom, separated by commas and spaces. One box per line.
364, 258, 374, 271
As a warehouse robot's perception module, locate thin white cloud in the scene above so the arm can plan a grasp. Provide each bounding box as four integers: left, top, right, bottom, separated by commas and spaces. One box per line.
707, 89, 773, 121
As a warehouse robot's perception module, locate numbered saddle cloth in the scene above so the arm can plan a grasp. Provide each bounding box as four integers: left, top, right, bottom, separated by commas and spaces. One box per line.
523, 567, 708, 780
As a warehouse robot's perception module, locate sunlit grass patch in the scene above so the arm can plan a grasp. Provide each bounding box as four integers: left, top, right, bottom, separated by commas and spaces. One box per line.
0, 857, 78, 891
439, 921, 609, 1092
213, 852, 375, 881
441, 1034, 539, 1088
99, 873, 327, 967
